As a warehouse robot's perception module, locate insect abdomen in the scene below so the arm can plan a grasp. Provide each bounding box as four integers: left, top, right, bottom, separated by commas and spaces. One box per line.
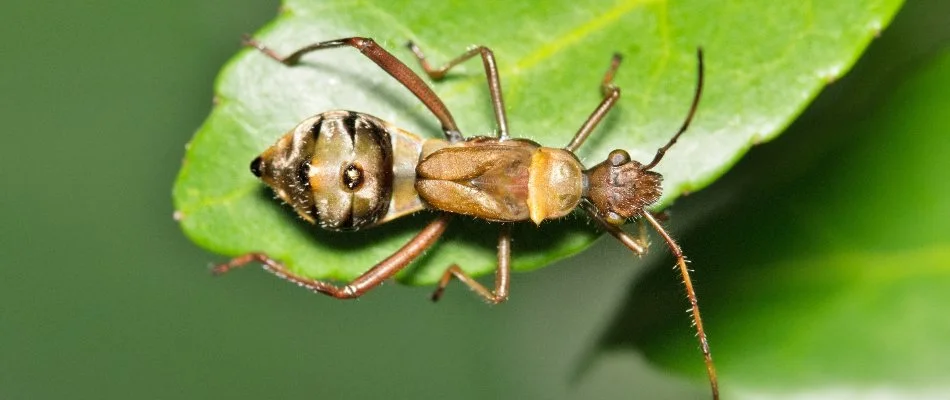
253, 111, 426, 231
307, 111, 393, 230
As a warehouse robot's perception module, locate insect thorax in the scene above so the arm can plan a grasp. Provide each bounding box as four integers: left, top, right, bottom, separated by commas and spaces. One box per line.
415, 138, 584, 224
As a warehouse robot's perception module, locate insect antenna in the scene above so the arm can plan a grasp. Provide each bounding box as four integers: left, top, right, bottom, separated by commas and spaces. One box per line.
582, 202, 720, 398
641, 211, 719, 399
641, 48, 705, 171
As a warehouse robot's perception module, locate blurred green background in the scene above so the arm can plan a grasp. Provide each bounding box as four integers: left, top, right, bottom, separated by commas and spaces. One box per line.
2, 2, 948, 400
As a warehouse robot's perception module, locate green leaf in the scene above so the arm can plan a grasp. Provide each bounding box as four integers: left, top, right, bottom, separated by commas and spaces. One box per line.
173, 1, 903, 285
597, 33, 950, 399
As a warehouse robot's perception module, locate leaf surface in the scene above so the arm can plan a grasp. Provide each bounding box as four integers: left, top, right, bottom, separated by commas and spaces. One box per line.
174, 0, 903, 284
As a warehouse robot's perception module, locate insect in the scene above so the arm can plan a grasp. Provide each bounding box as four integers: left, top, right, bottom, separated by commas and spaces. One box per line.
213, 36, 718, 399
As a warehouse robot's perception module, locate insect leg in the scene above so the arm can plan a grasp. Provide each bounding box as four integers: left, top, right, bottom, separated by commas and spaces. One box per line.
243, 36, 463, 143
430, 224, 511, 304
640, 211, 719, 400
563, 53, 623, 152
406, 42, 510, 140
580, 201, 648, 255
213, 214, 452, 299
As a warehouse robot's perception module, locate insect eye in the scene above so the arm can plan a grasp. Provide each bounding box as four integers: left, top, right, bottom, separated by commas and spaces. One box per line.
250, 156, 263, 177
603, 211, 624, 225
342, 163, 364, 190
608, 149, 630, 167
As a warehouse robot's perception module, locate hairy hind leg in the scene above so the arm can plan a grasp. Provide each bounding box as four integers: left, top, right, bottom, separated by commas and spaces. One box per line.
243, 36, 463, 142
213, 214, 451, 299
